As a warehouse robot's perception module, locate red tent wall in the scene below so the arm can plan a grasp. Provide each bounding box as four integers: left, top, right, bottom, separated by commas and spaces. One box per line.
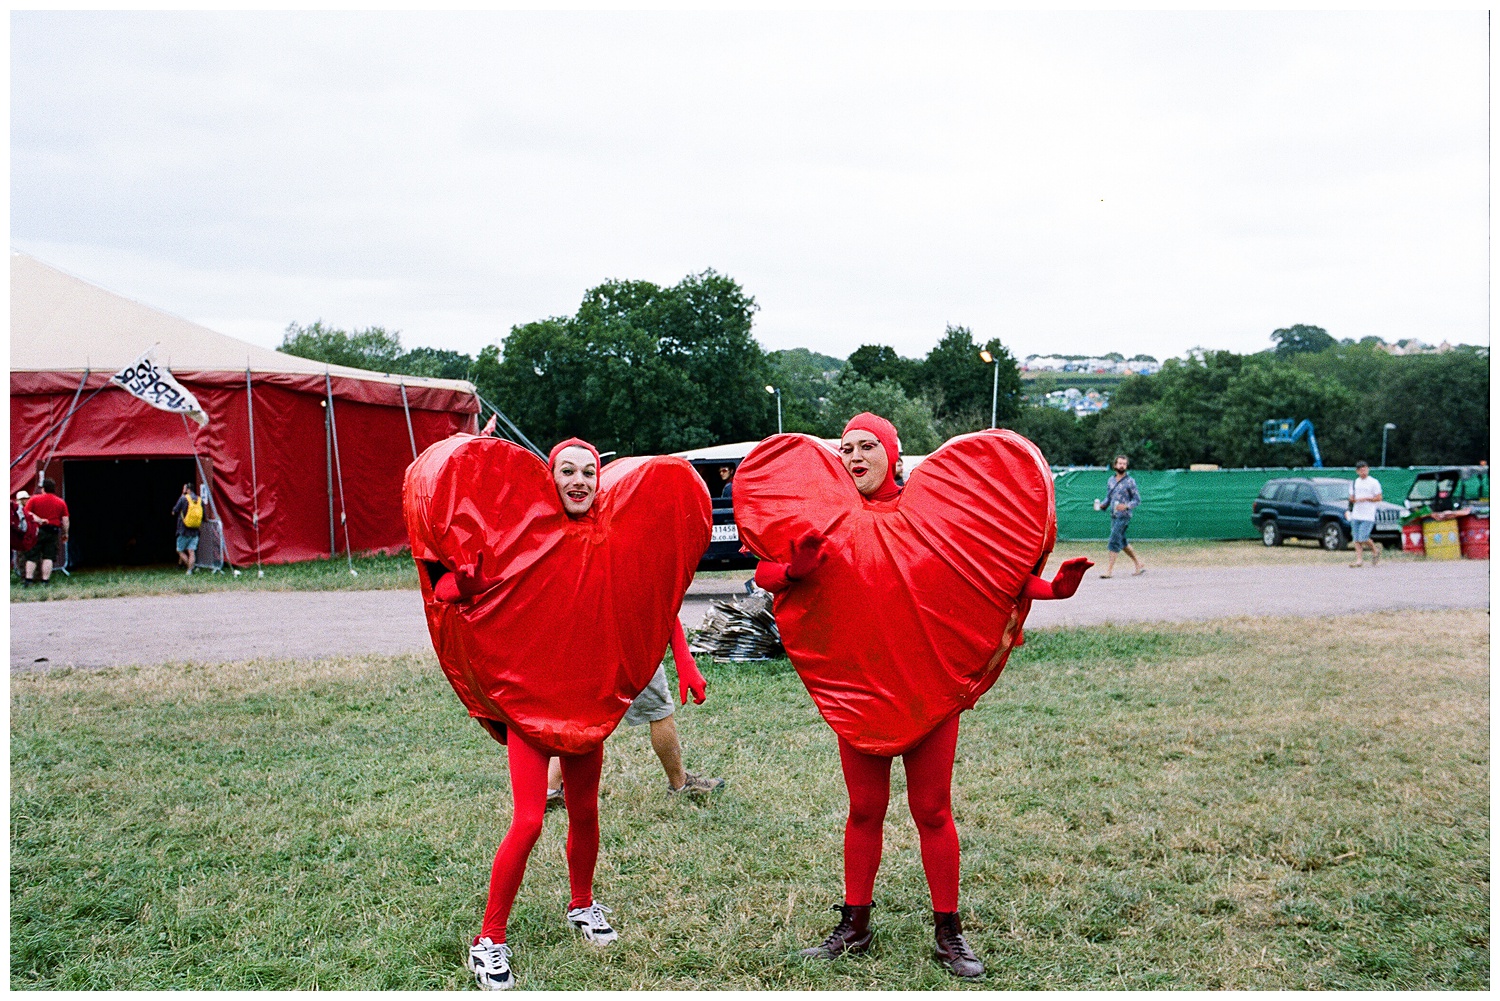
11, 371, 478, 565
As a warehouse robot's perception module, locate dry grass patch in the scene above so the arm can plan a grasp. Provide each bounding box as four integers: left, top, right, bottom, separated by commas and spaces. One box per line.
1049, 538, 1420, 568
11, 612, 1488, 989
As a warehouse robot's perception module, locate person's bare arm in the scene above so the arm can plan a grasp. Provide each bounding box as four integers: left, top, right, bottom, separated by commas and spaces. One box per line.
61, 515, 69, 541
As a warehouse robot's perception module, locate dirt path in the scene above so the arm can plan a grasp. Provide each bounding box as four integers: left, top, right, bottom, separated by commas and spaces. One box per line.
11, 561, 1487, 670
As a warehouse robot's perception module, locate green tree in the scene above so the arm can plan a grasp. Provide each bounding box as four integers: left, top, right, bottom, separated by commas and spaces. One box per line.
468, 344, 502, 404
1006, 406, 1092, 466
1085, 404, 1171, 470
400, 346, 474, 380
1109, 371, 1162, 408
496, 314, 709, 456
920, 325, 1022, 431
846, 345, 922, 397
1373, 349, 1489, 465
816, 378, 941, 455
279, 321, 405, 372
1210, 361, 1355, 467
490, 271, 767, 455
1271, 323, 1336, 357
574, 270, 771, 444
767, 348, 839, 434
1140, 350, 1245, 467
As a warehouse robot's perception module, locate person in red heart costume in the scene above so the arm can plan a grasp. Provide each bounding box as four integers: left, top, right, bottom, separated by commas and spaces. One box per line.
405, 435, 711, 991
734, 413, 1091, 980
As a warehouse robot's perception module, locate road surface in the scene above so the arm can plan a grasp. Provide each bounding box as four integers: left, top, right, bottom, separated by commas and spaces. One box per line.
11, 560, 1488, 670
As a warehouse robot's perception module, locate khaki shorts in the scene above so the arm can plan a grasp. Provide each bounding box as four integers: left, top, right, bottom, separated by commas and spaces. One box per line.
622, 664, 675, 727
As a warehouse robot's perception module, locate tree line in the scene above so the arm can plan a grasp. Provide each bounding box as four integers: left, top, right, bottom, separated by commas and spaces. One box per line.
281, 280, 1488, 469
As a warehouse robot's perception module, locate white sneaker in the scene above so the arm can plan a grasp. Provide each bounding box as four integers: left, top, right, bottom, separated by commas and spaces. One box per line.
467, 937, 514, 991
566, 902, 618, 945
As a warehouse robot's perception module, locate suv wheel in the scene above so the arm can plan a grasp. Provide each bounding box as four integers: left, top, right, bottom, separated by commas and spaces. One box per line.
1320, 521, 1348, 551
1261, 520, 1282, 547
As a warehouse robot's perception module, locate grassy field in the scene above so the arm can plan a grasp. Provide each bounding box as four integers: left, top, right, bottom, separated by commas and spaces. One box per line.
8, 553, 418, 603
11, 612, 1487, 990
10, 540, 1418, 602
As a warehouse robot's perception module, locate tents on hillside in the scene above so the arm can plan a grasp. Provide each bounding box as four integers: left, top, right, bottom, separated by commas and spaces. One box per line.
10, 253, 480, 567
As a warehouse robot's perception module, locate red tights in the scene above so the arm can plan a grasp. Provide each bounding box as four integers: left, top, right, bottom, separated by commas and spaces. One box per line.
480, 732, 602, 942
837, 712, 961, 912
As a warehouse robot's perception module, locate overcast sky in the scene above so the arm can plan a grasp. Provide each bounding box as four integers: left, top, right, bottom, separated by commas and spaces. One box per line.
11, 11, 1490, 365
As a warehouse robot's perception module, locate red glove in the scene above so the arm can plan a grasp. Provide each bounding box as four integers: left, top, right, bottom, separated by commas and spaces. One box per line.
786, 531, 828, 580
1021, 558, 1094, 600
433, 561, 502, 603
752, 532, 828, 594
670, 620, 706, 705
754, 560, 792, 593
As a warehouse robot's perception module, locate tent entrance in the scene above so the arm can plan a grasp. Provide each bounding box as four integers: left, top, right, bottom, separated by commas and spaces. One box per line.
62, 458, 198, 567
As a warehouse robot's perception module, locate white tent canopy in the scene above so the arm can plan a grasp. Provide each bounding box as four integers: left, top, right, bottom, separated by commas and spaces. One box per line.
10, 252, 473, 393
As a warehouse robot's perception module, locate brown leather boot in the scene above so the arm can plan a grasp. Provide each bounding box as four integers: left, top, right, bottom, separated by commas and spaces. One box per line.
799, 903, 874, 959
933, 911, 984, 978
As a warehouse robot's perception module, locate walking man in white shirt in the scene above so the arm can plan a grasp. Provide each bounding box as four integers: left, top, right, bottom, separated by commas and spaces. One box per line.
1348, 461, 1383, 568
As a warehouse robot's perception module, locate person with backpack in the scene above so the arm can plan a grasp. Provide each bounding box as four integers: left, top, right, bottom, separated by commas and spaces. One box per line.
13, 489, 38, 578
172, 483, 204, 574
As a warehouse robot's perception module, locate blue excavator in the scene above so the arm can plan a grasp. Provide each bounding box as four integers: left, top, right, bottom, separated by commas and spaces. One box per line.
1262, 418, 1322, 468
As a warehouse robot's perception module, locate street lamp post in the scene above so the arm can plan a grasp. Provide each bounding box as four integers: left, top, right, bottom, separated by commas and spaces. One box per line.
765, 384, 782, 434
978, 349, 999, 429
1382, 422, 1396, 467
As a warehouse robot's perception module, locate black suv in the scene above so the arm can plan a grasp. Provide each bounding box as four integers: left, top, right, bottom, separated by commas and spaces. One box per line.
1251, 477, 1403, 550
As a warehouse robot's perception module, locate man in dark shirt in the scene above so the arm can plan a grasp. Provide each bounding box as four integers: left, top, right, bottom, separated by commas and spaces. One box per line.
22, 479, 69, 585
1099, 455, 1145, 578
172, 484, 201, 575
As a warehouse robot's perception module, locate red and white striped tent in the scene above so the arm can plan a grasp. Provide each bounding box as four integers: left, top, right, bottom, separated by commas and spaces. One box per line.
10, 253, 479, 567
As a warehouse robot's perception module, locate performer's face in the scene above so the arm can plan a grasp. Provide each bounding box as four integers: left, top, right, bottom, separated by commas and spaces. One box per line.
840, 430, 889, 497
552, 446, 598, 516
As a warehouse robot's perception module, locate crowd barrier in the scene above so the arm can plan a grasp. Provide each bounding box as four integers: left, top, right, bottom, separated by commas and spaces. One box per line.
1053, 466, 1426, 541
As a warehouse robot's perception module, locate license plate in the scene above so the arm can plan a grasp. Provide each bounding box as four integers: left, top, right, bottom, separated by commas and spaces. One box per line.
712, 523, 739, 543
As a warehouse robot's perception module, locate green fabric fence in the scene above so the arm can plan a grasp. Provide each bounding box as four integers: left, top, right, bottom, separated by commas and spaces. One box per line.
1054, 467, 1425, 541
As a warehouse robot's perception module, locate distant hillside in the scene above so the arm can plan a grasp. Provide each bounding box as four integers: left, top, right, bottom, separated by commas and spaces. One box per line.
769, 347, 844, 374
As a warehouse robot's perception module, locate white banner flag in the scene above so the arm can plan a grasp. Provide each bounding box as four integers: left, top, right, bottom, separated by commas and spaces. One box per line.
111, 346, 208, 427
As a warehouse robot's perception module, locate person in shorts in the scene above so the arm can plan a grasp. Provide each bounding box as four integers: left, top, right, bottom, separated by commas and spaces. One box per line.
172, 484, 201, 574
1099, 455, 1144, 578
1348, 461, 1383, 568
22, 478, 69, 586
547, 659, 726, 804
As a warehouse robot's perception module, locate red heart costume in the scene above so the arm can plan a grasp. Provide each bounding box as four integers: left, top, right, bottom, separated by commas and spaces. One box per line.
733, 428, 1057, 757
403, 434, 712, 756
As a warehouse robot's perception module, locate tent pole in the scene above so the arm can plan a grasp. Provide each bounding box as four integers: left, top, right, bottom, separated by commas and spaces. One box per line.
325, 395, 335, 559
41, 368, 90, 471
324, 370, 358, 576
472, 391, 545, 457
399, 378, 418, 460
246, 363, 264, 577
